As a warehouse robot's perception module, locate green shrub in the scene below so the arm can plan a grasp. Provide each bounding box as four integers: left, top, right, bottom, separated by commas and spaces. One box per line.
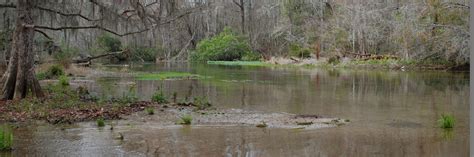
191, 27, 258, 61
241, 51, 261, 61
58, 75, 70, 86
145, 107, 155, 115
178, 114, 192, 125
152, 91, 168, 104
36, 72, 48, 80
438, 114, 455, 129
0, 126, 13, 151
97, 118, 105, 127
289, 44, 312, 58
37, 64, 65, 80
97, 33, 122, 52
129, 46, 158, 62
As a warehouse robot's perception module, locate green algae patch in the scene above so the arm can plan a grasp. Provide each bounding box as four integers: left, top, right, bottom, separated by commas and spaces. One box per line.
136, 72, 201, 80
207, 61, 272, 67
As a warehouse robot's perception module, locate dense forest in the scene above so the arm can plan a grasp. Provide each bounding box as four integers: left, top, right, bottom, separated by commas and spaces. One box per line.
0, 0, 469, 64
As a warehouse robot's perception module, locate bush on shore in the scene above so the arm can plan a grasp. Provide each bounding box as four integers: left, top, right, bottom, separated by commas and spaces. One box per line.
191, 27, 259, 62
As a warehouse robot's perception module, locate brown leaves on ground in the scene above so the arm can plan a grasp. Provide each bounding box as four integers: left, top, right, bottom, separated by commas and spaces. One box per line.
0, 100, 156, 124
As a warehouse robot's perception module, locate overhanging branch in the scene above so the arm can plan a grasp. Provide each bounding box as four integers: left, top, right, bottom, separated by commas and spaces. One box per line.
36, 6, 101, 21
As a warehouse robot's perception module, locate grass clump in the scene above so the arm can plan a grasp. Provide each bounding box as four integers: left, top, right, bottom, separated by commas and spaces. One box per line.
151, 91, 168, 104
136, 72, 199, 80
178, 114, 193, 125
438, 114, 455, 129
0, 126, 13, 151
193, 97, 212, 110
58, 75, 70, 86
145, 107, 155, 115
97, 118, 105, 127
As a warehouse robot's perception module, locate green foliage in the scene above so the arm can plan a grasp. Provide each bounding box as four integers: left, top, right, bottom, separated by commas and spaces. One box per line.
96, 118, 105, 127
178, 114, 193, 125
152, 91, 168, 104
191, 27, 258, 61
0, 126, 13, 151
193, 97, 212, 110
438, 114, 455, 129
145, 107, 155, 115
241, 51, 261, 61
97, 33, 122, 52
289, 44, 312, 58
55, 44, 78, 67
58, 75, 70, 86
128, 46, 158, 62
49, 64, 65, 77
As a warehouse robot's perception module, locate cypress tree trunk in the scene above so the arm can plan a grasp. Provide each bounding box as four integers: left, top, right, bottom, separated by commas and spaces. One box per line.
1, 0, 43, 100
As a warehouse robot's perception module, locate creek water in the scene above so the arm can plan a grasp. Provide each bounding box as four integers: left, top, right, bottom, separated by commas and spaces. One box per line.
2, 63, 469, 156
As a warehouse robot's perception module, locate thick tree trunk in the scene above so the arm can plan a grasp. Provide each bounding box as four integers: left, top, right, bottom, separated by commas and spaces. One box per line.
1, 0, 43, 100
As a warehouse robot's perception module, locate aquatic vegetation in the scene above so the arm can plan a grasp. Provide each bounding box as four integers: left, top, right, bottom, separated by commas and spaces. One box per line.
193, 97, 212, 110
207, 61, 272, 67
145, 107, 155, 115
97, 118, 105, 127
438, 114, 455, 129
178, 114, 193, 125
136, 72, 200, 80
151, 91, 168, 104
0, 126, 13, 151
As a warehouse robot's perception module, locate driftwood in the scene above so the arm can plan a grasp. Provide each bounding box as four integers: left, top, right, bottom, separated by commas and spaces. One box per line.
72, 51, 126, 64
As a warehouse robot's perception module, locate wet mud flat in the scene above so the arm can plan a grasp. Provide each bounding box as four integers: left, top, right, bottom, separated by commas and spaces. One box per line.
121, 103, 348, 130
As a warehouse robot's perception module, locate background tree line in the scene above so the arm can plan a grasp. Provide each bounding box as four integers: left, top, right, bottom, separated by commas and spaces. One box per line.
0, 0, 469, 64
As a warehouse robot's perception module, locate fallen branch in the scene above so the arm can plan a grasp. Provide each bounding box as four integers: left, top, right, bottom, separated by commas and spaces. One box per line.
73, 51, 126, 64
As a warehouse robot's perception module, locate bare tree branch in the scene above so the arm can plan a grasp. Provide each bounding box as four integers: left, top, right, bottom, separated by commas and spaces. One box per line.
34, 29, 52, 40
0, 3, 15, 8
36, 6, 101, 21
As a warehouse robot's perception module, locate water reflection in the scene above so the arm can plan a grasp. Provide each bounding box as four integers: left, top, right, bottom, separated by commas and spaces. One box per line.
2, 63, 469, 156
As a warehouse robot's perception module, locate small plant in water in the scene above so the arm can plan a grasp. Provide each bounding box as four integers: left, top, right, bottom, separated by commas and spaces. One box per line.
438, 114, 455, 129
0, 126, 13, 151
145, 107, 155, 115
178, 114, 192, 125
193, 96, 212, 110
97, 118, 105, 127
152, 91, 168, 104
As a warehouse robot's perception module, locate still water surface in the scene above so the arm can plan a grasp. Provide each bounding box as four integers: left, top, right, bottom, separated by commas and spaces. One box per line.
3, 63, 469, 156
